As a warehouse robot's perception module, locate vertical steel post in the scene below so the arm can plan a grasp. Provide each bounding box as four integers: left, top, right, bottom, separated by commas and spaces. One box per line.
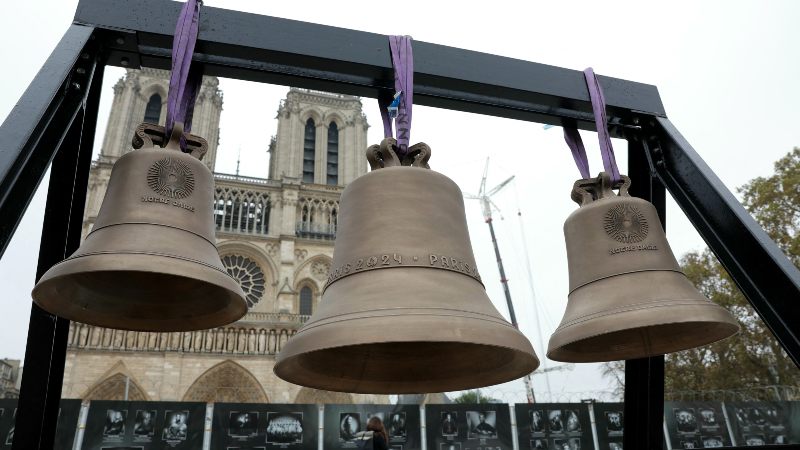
13, 53, 104, 450
623, 138, 666, 449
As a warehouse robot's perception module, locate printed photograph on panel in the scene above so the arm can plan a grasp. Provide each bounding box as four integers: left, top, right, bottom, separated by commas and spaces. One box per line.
764, 406, 782, 426
133, 410, 155, 437
530, 438, 548, 449
162, 410, 189, 441
439, 443, 461, 450
547, 410, 563, 433
467, 411, 497, 439
747, 408, 767, 426
339, 413, 361, 441
530, 410, 545, 434
103, 409, 127, 436
608, 442, 623, 450
605, 412, 623, 433
388, 412, 407, 439
678, 440, 699, 449
673, 408, 698, 433
266, 412, 304, 444
553, 438, 580, 450
698, 408, 717, 428
441, 412, 458, 437
734, 408, 748, 426
702, 436, 724, 447
564, 410, 581, 433
744, 435, 766, 446
367, 412, 385, 422
228, 411, 259, 438
772, 435, 788, 444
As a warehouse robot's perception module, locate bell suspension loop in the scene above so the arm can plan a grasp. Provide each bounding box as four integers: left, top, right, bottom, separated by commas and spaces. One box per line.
378, 35, 415, 159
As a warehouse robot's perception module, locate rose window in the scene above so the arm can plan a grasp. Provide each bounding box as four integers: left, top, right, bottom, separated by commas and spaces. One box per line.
222, 255, 265, 308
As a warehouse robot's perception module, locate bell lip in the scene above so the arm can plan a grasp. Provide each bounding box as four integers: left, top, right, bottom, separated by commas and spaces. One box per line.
546, 302, 740, 363
274, 312, 540, 394
274, 341, 540, 394
32, 253, 247, 332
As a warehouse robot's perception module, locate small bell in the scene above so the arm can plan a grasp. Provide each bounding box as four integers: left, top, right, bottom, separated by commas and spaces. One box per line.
275, 138, 539, 393
32, 123, 247, 331
547, 172, 739, 362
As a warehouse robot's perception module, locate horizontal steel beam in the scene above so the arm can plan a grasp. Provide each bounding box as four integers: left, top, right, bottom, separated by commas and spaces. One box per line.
647, 117, 800, 367
73, 0, 665, 134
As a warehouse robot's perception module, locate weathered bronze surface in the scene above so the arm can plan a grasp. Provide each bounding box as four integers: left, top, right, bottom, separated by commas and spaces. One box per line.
548, 172, 739, 362
31, 122, 247, 331
275, 138, 539, 394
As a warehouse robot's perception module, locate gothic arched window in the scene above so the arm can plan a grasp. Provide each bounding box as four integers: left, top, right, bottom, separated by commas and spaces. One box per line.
327, 122, 339, 185
144, 93, 162, 124
303, 119, 316, 183
299, 286, 313, 316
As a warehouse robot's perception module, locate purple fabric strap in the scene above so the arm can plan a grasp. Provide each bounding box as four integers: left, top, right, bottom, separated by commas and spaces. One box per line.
165, 0, 203, 145
379, 35, 414, 158
563, 127, 590, 179
378, 95, 394, 139
563, 68, 621, 183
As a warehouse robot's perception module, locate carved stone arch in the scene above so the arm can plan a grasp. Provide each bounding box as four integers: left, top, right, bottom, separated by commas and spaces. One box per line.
182, 360, 269, 403
294, 387, 353, 404
217, 241, 277, 310
82, 361, 149, 401
323, 112, 346, 129
299, 108, 323, 125
294, 254, 332, 287
138, 80, 168, 103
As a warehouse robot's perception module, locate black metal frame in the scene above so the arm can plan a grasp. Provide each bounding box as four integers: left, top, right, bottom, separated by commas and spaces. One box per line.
1, 1, 797, 448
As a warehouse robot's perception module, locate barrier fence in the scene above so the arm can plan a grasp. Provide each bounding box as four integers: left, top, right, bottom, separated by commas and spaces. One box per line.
2, 399, 797, 449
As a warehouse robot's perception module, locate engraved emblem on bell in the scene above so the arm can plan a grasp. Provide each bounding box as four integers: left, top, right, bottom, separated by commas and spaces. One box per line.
274, 137, 539, 394
147, 156, 195, 199
604, 203, 648, 243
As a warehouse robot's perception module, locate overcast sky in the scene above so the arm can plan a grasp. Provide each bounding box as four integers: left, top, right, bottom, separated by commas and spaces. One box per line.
1, 1, 799, 403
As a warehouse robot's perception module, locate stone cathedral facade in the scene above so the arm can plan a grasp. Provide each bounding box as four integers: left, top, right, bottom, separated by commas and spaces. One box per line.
60, 68, 385, 404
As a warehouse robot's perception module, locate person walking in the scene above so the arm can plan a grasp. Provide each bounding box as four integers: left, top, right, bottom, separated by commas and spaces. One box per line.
363, 416, 389, 450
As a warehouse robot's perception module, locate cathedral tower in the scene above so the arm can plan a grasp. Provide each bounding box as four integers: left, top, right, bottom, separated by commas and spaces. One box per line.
269, 88, 369, 185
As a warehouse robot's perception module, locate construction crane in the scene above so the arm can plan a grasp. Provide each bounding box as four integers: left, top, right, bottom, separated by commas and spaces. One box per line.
464, 158, 537, 403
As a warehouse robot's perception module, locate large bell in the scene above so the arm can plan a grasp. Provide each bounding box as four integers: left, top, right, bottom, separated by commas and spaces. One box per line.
547, 172, 739, 362
275, 139, 539, 394
32, 123, 247, 331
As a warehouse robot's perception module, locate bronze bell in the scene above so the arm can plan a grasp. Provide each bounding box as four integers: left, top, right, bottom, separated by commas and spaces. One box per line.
31, 123, 247, 331
547, 172, 739, 362
275, 138, 539, 394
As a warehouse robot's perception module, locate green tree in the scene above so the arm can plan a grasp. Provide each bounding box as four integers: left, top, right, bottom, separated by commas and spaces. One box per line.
452, 390, 497, 404
604, 148, 800, 400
